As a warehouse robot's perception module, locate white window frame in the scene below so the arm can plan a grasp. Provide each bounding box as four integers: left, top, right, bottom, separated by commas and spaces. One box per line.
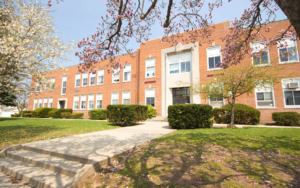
34, 99, 38, 110
251, 41, 271, 66
96, 93, 103, 109
278, 36, 299, 64
282, 78, 300, 108
48, 98, 53, 108
80, 95, 87, 110
61, 76, 67, 95
145, 58, 155, 78
207, 46, 222, 71
145, 88, 155, 107
89, 72, 96, 86
82, 72, 88, 87
168, 52, 191, 75
38, 98, 43, 108
97, 69, 104, 85
209, 97, 225, 108
50, 78, 55, 90
122, 91, 131, 104
123, 64, 131, 82
75, 73, 81, 88
111, 92, 119, 105
112, 68, 120, 83
88, 94, 94, 109
73, 95, 79, 110
254, 85, 276, 109
43, 98, 48, 107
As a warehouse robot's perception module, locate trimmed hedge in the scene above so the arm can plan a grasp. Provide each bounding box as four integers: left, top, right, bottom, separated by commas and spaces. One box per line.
23, 113, 32, 118
89, 109, 107, 120
31, 108, 55, 118
48, 109, 73, 118
48, 109, 59, 117
107, 105, 148, 126
147, 105, 157, 118
11, 114, 21, 117
213, 104, 261, 125
71, 113, 84, 119
168, 104, 213, 129
61, 112, 71, 119
20, 110, 31, 117
272, 112, 300, 126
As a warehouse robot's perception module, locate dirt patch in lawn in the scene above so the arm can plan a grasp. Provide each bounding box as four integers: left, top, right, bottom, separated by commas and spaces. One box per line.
79, 141, 300, 188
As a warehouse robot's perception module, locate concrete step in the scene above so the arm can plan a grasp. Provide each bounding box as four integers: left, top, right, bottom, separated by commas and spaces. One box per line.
0, 171, 30, 188
0, 157, 72, 188
7, 150, 86, 177
146, 116, 168, 122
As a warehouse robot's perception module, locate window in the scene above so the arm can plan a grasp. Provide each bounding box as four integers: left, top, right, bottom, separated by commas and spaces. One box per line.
97, 69, 104, 85
34, 99, 38, 110
123, 64, 131, 82
75, 73, 81, 87
96, 93, 103, 109
88, 94, 94, 109
170, 63, 179, 74
80, 95, 86, 110
90, 72, 95, 86
168, 52, 191, 74
278, 36, 299, 63
255, 85, 275, 108
61, 76, 67, 95
82, 72, 88, 86
112, 68, 120, 83
282, 78, 300, 108
43, 98, 48, 107
38, 98, 42, 108
181, 61, 191, 73
35, 81, 40, 92
145, 88, 155, 107
209, 96, 224, 108
122, 91, 131, 104
48, 98, 53, 108
284, 91, 300, 106
73, 95, 79, 110
146, 58, 155, 78
207, 46, 222, 70
111, 92, 119, 104
251, 41, 270, 65
50, 78, 55, 90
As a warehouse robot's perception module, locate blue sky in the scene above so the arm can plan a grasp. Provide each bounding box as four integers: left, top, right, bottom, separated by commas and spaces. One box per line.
44, 0, 287, 68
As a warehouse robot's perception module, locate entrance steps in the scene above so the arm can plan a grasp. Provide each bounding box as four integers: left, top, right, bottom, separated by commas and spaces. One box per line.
146, 116, 168, 122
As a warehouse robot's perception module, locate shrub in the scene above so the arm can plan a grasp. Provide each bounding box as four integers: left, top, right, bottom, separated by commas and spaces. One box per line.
31, 108, 55, 118
168, 104, 213, 129
107, 105, 148, 126
71, 113, 84, 119
11, 114, 21, 117
48, 109, 59, 117
213, 104, 261, 125
147, 105, 157, 118
89, 109, 107, 120
61, 112, 71, 119
20, 110, 31, 117
272, 112, 300, 126
49, 109, 73, 118
23, 113, 32, 118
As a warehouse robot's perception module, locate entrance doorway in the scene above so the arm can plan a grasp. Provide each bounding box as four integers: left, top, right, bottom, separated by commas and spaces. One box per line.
172, 87, 190, 104
59, 100, 65, 109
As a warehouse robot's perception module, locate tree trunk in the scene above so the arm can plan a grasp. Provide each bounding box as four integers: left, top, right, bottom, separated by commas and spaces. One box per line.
275, 0, 300, 38
229, 98, 235, 128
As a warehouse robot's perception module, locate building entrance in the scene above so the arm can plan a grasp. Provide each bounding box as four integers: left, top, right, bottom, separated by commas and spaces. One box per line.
59, 100, 65, 109
172, 87, 190, 104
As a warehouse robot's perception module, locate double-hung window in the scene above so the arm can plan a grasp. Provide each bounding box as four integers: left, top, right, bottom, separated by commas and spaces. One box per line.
111, 92, 119, 104
278, 36, 299, 63
207, 46, 222, 70
122, 91, 131, 104
112, 68, 120, 83
34, 99, 38, 110
80, 95, 86, 110
145, 88, 155, 107
146, 58, 155, 78
43, 98, 48, 107
73, 95, 79, 110
75, 73, 81, 87
82, 72, 88, 86
97, 69, 104, 85
90, 72, 95, 86
251, 41, 270, 65
96, 94, 103, 109
168, 52, 191, 74
88, 94, 94, 109
48, 98, 53, 108
38, 98, 42, 108
255, 85, 275, 108
61, 76, 67, 95
50, 78, 55, 90
282, 78, 300, 107
123, 64, 131, 82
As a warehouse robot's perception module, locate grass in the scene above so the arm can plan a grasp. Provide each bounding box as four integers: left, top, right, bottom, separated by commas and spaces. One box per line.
81, 127, 300, 188
0, 117, 119, 150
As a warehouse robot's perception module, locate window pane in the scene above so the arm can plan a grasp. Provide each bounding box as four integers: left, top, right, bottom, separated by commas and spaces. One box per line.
81, 101, 86, 109
90, 77, 95, 85
146, 97, 155, 107
186, 61, 191, 72
113, 74, 119, 82
123, 99, 130, 104
112, 99, 118, 104
181, 62, 186, 72
170, 63, 179, 74
147, 67, 155, 77
294, 91, 300, 105
256, 93, 264, 100
83, 78, 87, 86
261, 52, 269, 64
98, 76, 103, 84
257, 101, 273, 106
209, 57, 214, 69
284, 91, 294, 105
63, 81, 66, 87
264, 92, 272, 100
215, 56, 221, 68
288, 47, 298, 61
253, 55, 260, 65
125, 72, 131, 81
279, 48, 288, 62
97, 100, 102, 108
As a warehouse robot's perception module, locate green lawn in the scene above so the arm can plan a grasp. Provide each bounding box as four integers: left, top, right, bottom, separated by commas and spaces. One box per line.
82, 128, 300, 188
0, 118, 119, 150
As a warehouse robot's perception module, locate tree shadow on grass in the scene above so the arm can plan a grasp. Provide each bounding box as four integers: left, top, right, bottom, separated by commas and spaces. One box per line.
0, 117, 20, 121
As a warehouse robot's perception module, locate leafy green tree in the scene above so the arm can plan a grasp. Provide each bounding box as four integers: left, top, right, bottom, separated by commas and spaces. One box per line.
0, 92, 16, 106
